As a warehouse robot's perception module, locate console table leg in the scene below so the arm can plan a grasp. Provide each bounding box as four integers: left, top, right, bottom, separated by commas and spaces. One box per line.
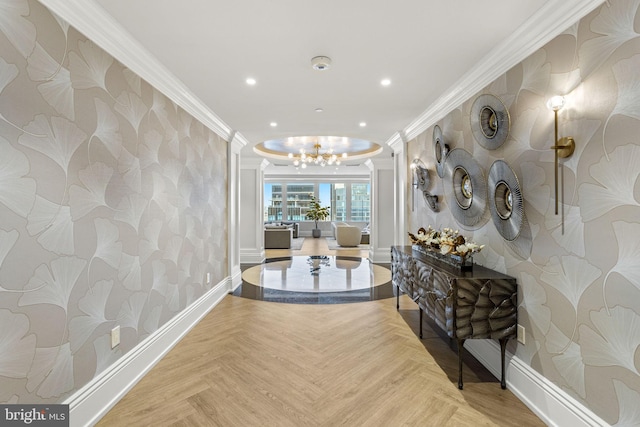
419, 308, 423, 339
396, 284, 400, 310
500, 338, 508, 389
457, 339, 465, 390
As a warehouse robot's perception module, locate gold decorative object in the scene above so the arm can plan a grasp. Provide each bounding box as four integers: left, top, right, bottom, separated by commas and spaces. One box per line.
253, 136, 383, 168
288, 142, 347, 168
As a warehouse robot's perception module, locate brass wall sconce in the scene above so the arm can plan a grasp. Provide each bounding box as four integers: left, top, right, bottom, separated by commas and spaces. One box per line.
546, 95, 576, 215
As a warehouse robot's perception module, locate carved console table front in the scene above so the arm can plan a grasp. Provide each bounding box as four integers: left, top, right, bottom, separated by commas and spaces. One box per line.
391, 246, 517, 389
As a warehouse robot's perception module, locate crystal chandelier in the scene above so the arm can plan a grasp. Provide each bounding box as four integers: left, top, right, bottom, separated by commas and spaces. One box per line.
288, 143, 348, 168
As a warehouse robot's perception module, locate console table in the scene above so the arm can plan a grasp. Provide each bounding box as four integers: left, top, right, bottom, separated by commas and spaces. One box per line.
391, 246, 517, 389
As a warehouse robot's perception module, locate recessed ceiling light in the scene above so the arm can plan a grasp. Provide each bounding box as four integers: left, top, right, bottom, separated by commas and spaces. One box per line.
315, 108, 324, 113
270, 122, 277, 127
246, 78, 256, 85
359, 122, 367, 127
381, 78, 391, 86
311, 56, 332, 71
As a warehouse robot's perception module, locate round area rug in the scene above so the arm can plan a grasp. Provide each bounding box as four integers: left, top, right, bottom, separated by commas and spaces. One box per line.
236, 256, 394, 304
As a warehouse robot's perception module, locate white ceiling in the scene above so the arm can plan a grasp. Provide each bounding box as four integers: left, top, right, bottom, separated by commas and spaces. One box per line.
57, 0, 598, 174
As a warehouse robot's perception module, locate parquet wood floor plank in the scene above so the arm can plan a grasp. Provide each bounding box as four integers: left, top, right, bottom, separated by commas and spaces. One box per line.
98, 294, 544, 426
98, 241, 544, 426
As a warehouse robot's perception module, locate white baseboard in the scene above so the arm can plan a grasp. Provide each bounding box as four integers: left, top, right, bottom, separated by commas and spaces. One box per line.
229, 266, 242, 291
369, 247, 391, 264
64, 277, 232, 427
465, 340, 609, 427
240, 249, 265, 264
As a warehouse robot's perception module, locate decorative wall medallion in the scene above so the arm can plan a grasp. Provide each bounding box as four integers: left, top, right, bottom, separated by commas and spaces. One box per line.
411, 159, 438, 211
423, 191, 438, 211
433, 125, 449, 178
488, 160, 524, 241
454, 167, 474, 209
444, 149, 487, 227
470, 94, 510, 150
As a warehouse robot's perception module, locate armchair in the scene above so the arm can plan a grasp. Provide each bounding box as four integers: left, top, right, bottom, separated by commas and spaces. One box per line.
335, 224, 362, 247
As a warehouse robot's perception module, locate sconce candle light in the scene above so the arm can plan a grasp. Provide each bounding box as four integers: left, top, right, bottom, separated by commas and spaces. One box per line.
546, 95, 576, 215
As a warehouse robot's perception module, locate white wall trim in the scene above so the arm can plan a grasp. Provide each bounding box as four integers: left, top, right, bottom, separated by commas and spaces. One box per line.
240, 249, 266, 265
370, 247, 391, 264
393, 144, 406, 247
231, 133, 249, 153
366, 158, 394, 265
465, 340, 609, 427
388, 0, 605, 145
228, 143, 241, 295
64, 278, 232, 427
386, 132, 404, 152
37, 0, 241, 144
229, 267, 242, 291
239, 158, 268, 263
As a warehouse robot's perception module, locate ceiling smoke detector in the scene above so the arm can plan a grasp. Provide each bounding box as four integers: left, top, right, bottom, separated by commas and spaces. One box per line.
311, 56, 332, 71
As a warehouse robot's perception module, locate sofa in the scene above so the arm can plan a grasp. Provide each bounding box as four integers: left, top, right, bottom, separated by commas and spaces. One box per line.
335, 224, 362, 247
265, 221, 299, 238
264, 227, 293, 249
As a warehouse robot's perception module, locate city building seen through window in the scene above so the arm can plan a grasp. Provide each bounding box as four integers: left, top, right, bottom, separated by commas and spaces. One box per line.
264, 181, 370, 223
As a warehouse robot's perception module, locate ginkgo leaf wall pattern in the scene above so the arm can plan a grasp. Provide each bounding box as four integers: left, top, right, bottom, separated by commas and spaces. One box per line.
0, 0, 227, 404
407, 0, 640, 424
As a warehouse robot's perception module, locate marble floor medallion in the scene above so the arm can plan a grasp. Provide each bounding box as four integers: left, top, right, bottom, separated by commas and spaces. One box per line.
236, 256, 394, 304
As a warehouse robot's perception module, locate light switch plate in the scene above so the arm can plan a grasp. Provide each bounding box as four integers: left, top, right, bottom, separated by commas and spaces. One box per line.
111, 325, 120, 349
517, 325, 525, 345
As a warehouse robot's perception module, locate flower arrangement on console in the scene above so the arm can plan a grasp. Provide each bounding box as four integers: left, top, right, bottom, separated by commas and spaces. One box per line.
408, 226, 484, 259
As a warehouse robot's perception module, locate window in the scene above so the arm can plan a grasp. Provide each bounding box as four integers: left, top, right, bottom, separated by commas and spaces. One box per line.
264, 180, 370, 223
331, 183, 347, 221
264, 183, 283, 221
351, 183, 370, 222
318, 183, 344, 221
286, 183, 314, 221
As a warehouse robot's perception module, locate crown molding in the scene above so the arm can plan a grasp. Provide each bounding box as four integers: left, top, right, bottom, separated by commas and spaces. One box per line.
240, 157, 270, 170
232, 132, 250, 149
229, 131, 248, 154
401, 0, 605, 141
37, 0, 238, 143
365, 158, 394, 171
385, 131, 405, 152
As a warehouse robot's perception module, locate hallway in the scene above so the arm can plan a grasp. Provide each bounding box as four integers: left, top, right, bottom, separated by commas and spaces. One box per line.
97, 246, 543, 425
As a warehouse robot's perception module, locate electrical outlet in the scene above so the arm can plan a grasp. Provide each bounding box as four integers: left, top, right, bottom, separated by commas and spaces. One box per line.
206, 272, 211, 284
517, 325, 526, 345
111, 325, 120, 349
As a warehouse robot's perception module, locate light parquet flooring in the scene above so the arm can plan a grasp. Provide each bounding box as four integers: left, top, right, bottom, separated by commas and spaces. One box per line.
98, 297, 543, 426
97, 240, 544, 426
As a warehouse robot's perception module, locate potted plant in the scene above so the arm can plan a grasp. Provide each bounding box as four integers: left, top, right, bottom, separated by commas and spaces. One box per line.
305, 196, 330, 238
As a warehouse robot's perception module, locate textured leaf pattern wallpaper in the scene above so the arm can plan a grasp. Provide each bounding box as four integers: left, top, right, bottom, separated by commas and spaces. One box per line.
0, 0, 228, 404
407, 0, 640, 423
